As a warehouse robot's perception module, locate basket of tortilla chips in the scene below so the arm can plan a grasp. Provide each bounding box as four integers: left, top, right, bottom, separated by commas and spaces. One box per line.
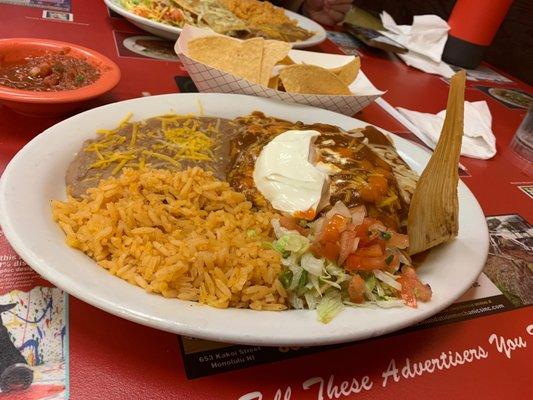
175, 26, 384, 116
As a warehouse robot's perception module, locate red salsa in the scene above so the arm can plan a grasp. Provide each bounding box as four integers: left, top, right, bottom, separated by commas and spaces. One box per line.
0, 48, 100, 91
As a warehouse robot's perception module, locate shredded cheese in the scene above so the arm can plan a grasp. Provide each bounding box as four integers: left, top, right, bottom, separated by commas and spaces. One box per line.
129, 123, 138, 147
83, 113, 219, 174
118, 112, 133, 127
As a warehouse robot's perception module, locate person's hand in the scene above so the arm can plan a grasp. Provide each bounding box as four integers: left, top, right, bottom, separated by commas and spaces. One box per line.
302, 0, 353, 26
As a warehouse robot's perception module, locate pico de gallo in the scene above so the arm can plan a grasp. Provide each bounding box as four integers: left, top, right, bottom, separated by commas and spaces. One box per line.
269, 201, 432, 323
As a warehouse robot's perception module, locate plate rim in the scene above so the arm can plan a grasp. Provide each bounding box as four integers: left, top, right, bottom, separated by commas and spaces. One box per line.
103, 0, 327, 48
0, 93, 489, 346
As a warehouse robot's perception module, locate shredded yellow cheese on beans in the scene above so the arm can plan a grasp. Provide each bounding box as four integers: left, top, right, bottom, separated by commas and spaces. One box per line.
83, 113, 219, 175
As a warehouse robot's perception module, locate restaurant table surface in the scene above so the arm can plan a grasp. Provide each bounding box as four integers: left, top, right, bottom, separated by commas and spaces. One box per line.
0, 1, 532, 400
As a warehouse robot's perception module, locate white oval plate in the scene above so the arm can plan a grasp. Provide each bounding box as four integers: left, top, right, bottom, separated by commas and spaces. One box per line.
104, 0, 327, 48
0, 93, 488, 346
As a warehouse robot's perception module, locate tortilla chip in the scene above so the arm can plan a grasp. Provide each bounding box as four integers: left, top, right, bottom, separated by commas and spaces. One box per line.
268, 75, 280, 89
277, 55, 295, 65
260, 40, 291, 87
188, 36, 264, 84
329, 56, 360, 86
279, 64, 351, 95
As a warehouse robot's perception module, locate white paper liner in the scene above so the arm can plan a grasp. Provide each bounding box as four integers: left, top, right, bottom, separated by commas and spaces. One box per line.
175, 26, 385, 116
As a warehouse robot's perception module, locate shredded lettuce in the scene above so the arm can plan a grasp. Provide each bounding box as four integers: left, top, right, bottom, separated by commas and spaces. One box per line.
344, 299, 405, 308
375, 299, 405, 308
304, 291, 320, 310
317, 289, 345, 323
284, 234, 310, 253
301, 252, 324, 276
272, 236, 288, 253
270, 218, 409, 323
289, 292, 304, 309
271, 230, 310, 256
288, 265, 303, 291
281, 253, 298, 267
373, 269, 402, 291
319, 276, 342, 290
376, 281, 386, 297
365, 275, 377, 292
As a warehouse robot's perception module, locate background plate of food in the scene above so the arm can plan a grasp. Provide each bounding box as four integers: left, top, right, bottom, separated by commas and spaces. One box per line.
0, 90, 488, 346
104, 0, 327, 48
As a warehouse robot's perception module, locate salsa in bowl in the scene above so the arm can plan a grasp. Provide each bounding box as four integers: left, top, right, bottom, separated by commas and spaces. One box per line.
0, 38, 121, 116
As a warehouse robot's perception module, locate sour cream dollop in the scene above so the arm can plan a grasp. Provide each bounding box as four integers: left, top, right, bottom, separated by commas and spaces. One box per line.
253, 130, 330, 219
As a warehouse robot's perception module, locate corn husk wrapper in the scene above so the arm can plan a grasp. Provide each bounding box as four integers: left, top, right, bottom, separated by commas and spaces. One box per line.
407, 70, 466, 255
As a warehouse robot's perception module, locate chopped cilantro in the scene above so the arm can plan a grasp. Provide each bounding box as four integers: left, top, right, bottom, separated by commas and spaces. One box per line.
298, 270, 309, 289
380, 231, 392, 240
385, 254, 394, 265
279, 270, 293, 288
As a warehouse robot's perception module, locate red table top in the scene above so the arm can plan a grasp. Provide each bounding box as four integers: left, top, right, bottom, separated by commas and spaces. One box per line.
0, 2, 532, 400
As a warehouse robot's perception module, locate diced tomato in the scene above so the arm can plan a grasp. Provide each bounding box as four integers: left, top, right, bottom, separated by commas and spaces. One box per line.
376, 239, 387, 252
354, 217, 380, 244
397, 272, 417, 307
355, 243, 383, 257
348, 275, 365, 303
416, 283, 433, 302
354, 218, 376, 237
368, 221, 387, 233
309, 242, 322, 258
279, 216, 309, 236
310, 241, 340, 262
320, 214, 348, 242
344, 254, 387, 271
322, 241, 340, 261
385, 254, 400, 272
388, 231, 409, 249
397, 266, 432, 308
338, 230, 357, 265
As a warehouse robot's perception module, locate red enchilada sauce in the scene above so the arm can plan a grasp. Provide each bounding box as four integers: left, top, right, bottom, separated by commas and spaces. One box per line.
0, 48, 100, 91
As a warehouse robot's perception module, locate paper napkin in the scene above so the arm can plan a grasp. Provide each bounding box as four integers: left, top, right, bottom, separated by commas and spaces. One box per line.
397, 101, 497, 159
379, 12, 455, 78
